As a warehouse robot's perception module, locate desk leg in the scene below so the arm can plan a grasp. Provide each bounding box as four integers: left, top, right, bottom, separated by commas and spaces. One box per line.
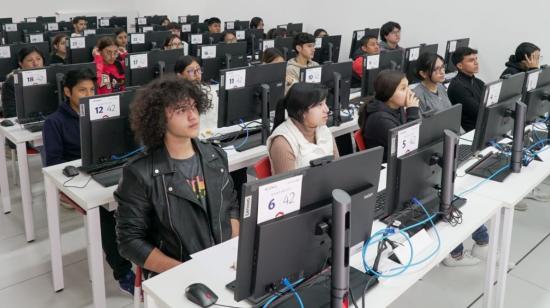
482, 211, 501, 308
15, 142, 34, 242
144, 294, 161, 308
495, 206, 514, 308
45, 175, 64, 292
87, 207, 106, 308
0, 136, 11, 214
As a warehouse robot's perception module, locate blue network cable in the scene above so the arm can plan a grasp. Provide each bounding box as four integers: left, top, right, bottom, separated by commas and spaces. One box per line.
282, 278, 305, 308
456, 163, 511, 198
111, 146, 144, 160
233, 119, 250, 150
362, 227, 414, 278
262, 277, 305, 308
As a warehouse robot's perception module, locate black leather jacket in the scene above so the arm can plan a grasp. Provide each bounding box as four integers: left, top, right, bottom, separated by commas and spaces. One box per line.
114, 139, 239, 267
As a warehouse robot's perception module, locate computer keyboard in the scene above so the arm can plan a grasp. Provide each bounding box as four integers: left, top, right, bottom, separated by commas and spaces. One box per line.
374, 190, 386, 219
79, 159, 126, 175
92, 167, 123, 187
457, 144, 473, 164
23, 121, 44, 132
17, 117, 44, 125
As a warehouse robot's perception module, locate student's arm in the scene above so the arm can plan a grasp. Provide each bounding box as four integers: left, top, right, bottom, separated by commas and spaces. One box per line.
1, 75, 16, 118
230, 219, 240, 238
405, 107, 420, 121
143, 248, 182, 273
269, 136, 296, 175
332, 138, 340, 159
42, 118, 66, 167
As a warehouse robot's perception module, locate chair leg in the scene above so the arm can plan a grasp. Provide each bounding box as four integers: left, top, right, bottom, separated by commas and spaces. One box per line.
134, 266, 143, 308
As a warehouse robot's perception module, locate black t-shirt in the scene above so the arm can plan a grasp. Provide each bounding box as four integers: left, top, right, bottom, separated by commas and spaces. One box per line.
171, 154, 207, 209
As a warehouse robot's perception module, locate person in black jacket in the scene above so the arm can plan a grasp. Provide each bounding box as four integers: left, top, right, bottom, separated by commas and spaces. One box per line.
358, 70, 420, 161
448, 47, 485, 132
115, 76, 239, 274
50, 34, 68, 64
501, 42, 540, 78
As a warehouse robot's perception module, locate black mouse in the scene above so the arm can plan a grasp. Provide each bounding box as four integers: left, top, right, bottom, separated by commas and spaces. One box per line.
62, 165, 79, 177
0, 119, 14, 127
185, 283, 218, 307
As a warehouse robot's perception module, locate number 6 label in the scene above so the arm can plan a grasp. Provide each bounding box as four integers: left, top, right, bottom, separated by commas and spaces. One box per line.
89, 95, 121, 121
257, 174, 303, 224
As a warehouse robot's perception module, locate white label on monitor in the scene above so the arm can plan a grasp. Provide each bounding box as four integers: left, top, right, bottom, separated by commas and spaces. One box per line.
70, 37, 85, 49
225, 69, 246, 89
315, 37, 322, 49
262, 39, 275, 51
179, 16, 187, 23
5, 23, 17, 32
201, 45, 216, 59
304, 67, 322, 83
366, 54, 380, 70
29, 34, 43, 43
409, 47, 420, 61
79, 103, 86, 117
527, 71, 540, 92
0, 46, 11, 59
84, 29, 96, 36
226, 21, 235, 30
356, 30, 365, 39
181, 24, 191, 33
449, 40, 457, 53
26, 17, 37, 23
100, 19, 109, 27
257, 174, 303, 224
142, 26, 153, 32
396, 123, 420, 158
89, 95, 121, 121
278, 24, 287, 29
236, 30, 245, 40
243, 195, 252, 219
487, 82, 502, 106
21, 69, 47, 87
182, 41, 189, 56
131, 33, 145, 44
47, 23, 59, 31
129, 53, 148, 69
191, 34, 203, 44
137, 17, 147, 25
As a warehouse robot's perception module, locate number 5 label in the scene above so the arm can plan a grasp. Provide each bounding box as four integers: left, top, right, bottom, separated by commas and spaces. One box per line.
396, 123, 420, 158
89, 95, 121, 121
257, 174, 303, 224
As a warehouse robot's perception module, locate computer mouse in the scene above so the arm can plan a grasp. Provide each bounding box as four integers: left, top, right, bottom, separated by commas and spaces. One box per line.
0, 119, 14, 127
62, 165, 79, 177
185, 283, 218, 307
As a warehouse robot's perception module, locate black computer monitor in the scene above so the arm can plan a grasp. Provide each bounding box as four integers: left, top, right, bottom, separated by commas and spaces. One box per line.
27, 16, 56, 24
260, 37, 295, 61
349, 28, 380, 59
178, 15, 200, 24
68, 34, 115, 63
125, 48, 184, 86
57, 21, 74, 32
13, 62, 96, 123
0, 18, 13, 26
3, 22, 44, 44
313, 35, 341, 64
224, 20, 249, 31
128, 31, 171, 53
523, 66, 550, 124
146, 15, 168, 26
191, 22, 209, 34
198, 41, 248, 83
277, 23, 303, 36
360, 49, 405, 97
444, 38, 469, 73
404, 44, 439, 84
98, 16, 127, 30
0, 41, 50, 82
232, 147, 383, 304
185, 33, 219, 57
95, 27, 118, 35
299, 61, 353, 127
244, 28, 264, 58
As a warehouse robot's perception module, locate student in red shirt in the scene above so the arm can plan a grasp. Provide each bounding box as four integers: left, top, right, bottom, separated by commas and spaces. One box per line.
352, 34, 380, 78
93, 37, 127, 94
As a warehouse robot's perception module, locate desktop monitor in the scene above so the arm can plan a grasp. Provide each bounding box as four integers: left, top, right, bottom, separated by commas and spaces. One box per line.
125, 48, 185, 86
128, 31, 171, 53
95, 27, 118, 35
57, 21, 74, 32
225, 20, 249, 31
35, 16, 57, 24
198, 41, 247, 82
191, 22, 209, 34
277, 23, 303, 36
404, 44, 439, 84
444, 38, 469, 73
0, 41, 50, 82
233, 147, 383, 304
178, 15, 200, 24
146, 15, 168, 26
83, 16, 98, 29
68, 34, 115, 63
260, 37, 295, 61
3, 22, 44, 44
243, 28, 264, 57
360, 49, 405, 97
349, 28, 380, 59
522, 66, 550, 124
0, 18, 13, 26
98, 16, 127, 30
313, 35, 341, 64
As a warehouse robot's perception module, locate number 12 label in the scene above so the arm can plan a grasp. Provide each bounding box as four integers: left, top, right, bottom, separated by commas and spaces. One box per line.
89, 95, 121, 121
257, 174, 303, 224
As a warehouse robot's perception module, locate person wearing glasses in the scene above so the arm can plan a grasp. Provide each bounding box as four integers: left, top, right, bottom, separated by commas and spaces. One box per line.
174, 56, 203, 83
412, 52, 452, 114
93, 37, 127, 95
163, 34, 184, 50
379, 21, 403, 51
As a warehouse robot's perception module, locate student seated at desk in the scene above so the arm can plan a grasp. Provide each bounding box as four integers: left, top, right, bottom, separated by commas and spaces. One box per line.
160, 16, 170, 27
166, 22, 181, 37
50, 34, 68, 64
71, 16, 87, 37
448, 47, 484, 132
262, 48, 285, 64
93, 37, 127, 95
222, 30, 237, 44
206, 17, 221, 33
285, 32, 319, 93
501, 42, 541, 78
115, 76, 240, 274
267, 83, 339, 175
250, 17, 264, 30
174, 56, 203, 83
1, 47, 45, 118
412, 52, 453, 114
314, 28, 328, 38
351, 34, 380, 86
379, 21, 403, 51
42, 68, 136, 294
357, 70, 420, 161
115, 28, 128, 54
163, 34, 183, 50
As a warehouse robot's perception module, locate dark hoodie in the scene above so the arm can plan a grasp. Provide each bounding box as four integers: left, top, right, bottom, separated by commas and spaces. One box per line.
359, 99, 420, 161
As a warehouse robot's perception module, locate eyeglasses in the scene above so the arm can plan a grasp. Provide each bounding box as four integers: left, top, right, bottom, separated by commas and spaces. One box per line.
185, 67, 203, 76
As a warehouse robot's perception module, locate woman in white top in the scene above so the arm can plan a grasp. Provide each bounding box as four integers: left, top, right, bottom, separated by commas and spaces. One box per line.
268, 83, 339, 175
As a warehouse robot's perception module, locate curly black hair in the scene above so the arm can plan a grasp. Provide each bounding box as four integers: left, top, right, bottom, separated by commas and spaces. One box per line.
130, 76, 212, 149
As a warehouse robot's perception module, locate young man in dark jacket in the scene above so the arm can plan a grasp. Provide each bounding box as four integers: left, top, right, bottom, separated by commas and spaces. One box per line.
501, 42, 540, 78
447, 47, 485, 132
115, 76, 239, 274
42, 68, 135, 295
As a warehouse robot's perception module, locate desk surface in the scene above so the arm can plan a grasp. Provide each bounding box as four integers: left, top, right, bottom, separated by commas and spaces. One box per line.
0, 118, 42, 143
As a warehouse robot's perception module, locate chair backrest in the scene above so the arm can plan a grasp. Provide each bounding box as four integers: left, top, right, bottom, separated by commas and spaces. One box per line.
253, 156, 272, 179
354, 130, 366, 151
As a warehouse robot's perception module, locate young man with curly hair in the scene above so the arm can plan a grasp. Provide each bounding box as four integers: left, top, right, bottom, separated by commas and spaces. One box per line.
115, 76, 240, 274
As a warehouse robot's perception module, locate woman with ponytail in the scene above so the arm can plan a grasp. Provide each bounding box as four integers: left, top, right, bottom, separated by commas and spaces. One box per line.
501, 42, 541, 78
93, 36, 127, 94
267, 82, 339, 175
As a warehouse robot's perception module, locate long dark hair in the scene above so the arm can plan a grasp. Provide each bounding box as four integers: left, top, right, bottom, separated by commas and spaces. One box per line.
509, 42, 540, 63
261, 47, 283, 63
273, 83, 328, 132
416, 52, 445, 82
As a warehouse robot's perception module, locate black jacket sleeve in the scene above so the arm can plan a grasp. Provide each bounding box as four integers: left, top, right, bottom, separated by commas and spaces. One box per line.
406, 107, 420, 121
213, 145, 240, 221
1, 75, 16, 118
42, 118, 65, 167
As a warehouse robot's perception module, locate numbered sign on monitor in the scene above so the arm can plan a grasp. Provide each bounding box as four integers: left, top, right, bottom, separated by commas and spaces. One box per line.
486, 81, 502, 106
226, 21, 235, 30
396, 122, 420, 158
84, 29, 96, 36
448, 40, 457, 53
70, 37, 86, 49
5, 23, 17, 32
262, 39, 275, 51
315, 37, 322, 49
131, 33, 145, 44
89, 95, 121, 121
181, 24, 191, 33
365, 54, 380, 70
304, 67, 322, 83
47, 23, 59, 31
100, 19, 109, 27
137, 17, 147, 25
409, 47, 420, 61
0, 46, 11, 59
526, 71, 540, 92
257, 175, 303, 224
225, 69, 246, 89
129, 53, 148, 69
201, 45, 216, 59
191, 34, 203, 44
29, 34, 43, 43
236, 30, 245, 41
179, 16, 187, 23
21, 69, 47, 87
356, 30, 365, 40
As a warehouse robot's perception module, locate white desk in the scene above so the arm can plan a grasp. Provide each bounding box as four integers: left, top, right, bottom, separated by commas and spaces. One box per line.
0, 119, 43, 242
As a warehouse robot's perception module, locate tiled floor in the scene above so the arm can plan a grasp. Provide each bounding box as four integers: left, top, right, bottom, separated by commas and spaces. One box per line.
1, 154, 549, 308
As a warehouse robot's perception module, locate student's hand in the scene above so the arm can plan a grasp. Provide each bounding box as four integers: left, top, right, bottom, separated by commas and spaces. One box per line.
118, 46, 127, 54
286, 75, 295, 86
91, 47, 100, 57
524, 53, 540, 69
405, 89, 419, 108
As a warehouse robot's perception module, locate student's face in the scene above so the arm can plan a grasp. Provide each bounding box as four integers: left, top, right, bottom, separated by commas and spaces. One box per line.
64, 80, 95, 110
297, 43, 316, 60
208, 23, 221, 33
423, 58, 446, 83
457, 54, 479, 75
165, 99, 200, 139
169, 28, 181, 37
100, 45, 118, 65
317, 31, 327, 38
362, 39, 380, 55
303, 99, 329, 127
161, 20, 170, 26
19, 51, 44, 69
166, 37, 183, 50
385, 27, 401, 45
56, 37, 67, 54
388, 78, 409, 108
224, 33, 237, 44
257, 21, 264, 30
116, 32, 128, 48
179, 61, 202, 82
75, 20, 87, 33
